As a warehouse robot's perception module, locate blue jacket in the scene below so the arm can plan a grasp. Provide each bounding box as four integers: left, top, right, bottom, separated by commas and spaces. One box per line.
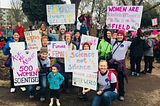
72, 40, 80, 50
47, 72, 65, 90
80, 25, 87, 34
3, 36, 27, 67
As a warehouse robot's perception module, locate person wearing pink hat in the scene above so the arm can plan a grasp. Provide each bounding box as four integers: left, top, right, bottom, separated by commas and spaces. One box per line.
112, 33, 117, 40
153, 30, 159, 60
104, 29, 134, 101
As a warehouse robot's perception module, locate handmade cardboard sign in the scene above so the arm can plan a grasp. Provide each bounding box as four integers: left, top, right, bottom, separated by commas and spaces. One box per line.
12, 50, 39, 86
106, 6, 143, 31
24, 30, 42, 51
46, 4, 75, 24
72, 70, 97, 90
47, 41, 68, 58
64, 50, 98, 72
9, 42, 25, 53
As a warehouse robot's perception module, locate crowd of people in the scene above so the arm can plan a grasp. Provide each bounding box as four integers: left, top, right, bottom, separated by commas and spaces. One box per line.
0, 19, 160, 106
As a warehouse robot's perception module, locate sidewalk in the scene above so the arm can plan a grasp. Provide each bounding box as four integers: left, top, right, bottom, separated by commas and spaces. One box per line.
0, 63, 160, 106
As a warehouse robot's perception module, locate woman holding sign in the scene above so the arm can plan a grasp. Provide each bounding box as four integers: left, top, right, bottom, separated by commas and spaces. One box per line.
3, 30, 27, 93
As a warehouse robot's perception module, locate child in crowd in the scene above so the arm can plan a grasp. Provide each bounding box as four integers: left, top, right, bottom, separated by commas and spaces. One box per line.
41, 35, 49, 47
48, 63, 64, 106
28, 47, 50, 102
78, 42, 92, 100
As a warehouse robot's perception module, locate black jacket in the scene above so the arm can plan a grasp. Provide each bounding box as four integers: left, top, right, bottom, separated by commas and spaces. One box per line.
129, 36, 145, 57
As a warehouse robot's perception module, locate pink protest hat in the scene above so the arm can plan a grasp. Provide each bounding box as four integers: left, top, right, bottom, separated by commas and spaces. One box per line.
117, 30, 125, 36
64, 32, 71, 36
112, 33, 117, 36
81, 41, 92, 46
131, 31, 137, 37
152, 30, 159, 35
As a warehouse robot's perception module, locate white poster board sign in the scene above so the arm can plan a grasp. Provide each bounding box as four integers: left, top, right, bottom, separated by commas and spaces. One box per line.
72, 70, 97, 90
152, 18, 158, 26
12, 50, 39, 86
80, 35, 99, 50
46, 4, 75, 25
106, 6, 143, 31
64, 50, 98, 72
47, 41, 68, 58
9, 42, 25, 53
24, 30, 42, 51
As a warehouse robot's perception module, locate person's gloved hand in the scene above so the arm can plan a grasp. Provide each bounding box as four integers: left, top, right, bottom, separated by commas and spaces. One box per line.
6, 47, 11, 51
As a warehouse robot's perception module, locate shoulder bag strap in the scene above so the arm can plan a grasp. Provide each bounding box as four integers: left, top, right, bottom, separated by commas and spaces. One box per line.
112, 41, 123, 55
38, 56, 44, 69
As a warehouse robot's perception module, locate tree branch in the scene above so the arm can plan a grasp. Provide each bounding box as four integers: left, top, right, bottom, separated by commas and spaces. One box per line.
138, 0, 143, 5
121, 0, 127, 5
143, 2, 160, 13
132, 0, 135, 5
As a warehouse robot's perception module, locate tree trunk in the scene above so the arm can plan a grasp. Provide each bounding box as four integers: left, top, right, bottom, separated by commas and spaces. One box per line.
91, 0, 95, 22
121, 0, 127, 5
132, 0, 135, 5
71, 0, 81, 22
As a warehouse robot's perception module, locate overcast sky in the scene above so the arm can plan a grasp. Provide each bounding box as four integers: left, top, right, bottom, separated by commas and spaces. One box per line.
0, 0, 71, 8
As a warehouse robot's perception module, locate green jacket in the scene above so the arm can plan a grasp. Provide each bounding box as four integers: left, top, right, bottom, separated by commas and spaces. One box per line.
98, 40, 112, 59
6, 27, 13, 38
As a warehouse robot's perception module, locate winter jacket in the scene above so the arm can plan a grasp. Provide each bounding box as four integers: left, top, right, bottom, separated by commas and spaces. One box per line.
3, 36, 27, 67
80, 25, 87, 34
6, 27, 13, 38
144, 38, 154, 57
98, 40, 112, 59
72, 40, 80, 50
129, 36, 145, 57
15, 26, 24, 38
47, 72, 64, 90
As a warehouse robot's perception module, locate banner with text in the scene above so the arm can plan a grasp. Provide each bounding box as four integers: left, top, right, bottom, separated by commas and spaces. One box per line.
46, 4, 75, 25
72, 70, 97, 90
80, 35, 99, 50
9, 42, 25, 53
152, 18, 158, 26
24, 30, 42, 51
47, 41, 68, 58
12, 50, 39, 86
64, 50, 98, 72
106, 6, 143, 31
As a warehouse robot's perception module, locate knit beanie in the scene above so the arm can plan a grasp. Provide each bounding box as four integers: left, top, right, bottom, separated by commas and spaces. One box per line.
131, 31, 137, 37
52, 63, 60, 71
40, 47, 48, 53
59, 25, 66, 31
117, 30, 125, 36
152, 30, 159, 35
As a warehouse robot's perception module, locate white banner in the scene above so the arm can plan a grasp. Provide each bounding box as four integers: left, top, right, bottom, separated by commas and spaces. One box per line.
46, 4, 75, 25
106, 6, 143, 31
24, 30, 42, 51
64, 50, 98, 72
12, 50, 39, 86
72, 70, 97, 90
47, 41, 68, 58
80, 35, 99, 50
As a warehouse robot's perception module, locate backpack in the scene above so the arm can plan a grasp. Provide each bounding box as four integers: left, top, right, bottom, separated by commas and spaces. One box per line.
97, 69, 118, 89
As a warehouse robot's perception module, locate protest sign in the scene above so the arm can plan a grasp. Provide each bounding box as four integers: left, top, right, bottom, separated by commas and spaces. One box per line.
24, 30, 42, 51
72, 70, 97, 90
12, 50, 39, 86
9, 42, 25, 53
64, 50, 98, 72
106, 6, 143, 31
46, 4, 75, 25
80, 35, 99, 50
152, 18, 158, 26
47, 41, 68, 58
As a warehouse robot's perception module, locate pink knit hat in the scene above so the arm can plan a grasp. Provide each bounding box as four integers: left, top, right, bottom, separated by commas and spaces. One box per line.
117, 30, 125, 36
131, 31, 137, 37
64, 32, 71, 36
81, 41, 92, 46
112, 33, 117, 36
152, 30, 159, 35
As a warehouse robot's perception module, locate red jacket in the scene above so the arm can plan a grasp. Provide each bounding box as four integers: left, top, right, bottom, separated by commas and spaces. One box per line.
15, 26, 24, 38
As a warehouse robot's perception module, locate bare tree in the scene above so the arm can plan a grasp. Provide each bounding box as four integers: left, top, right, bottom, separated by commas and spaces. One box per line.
78, 0, 92, 15
9, 0, 25, 25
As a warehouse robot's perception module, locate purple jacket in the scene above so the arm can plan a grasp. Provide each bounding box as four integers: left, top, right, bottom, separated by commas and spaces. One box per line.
153, 39, 159, 50
109, 59, 128, 83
